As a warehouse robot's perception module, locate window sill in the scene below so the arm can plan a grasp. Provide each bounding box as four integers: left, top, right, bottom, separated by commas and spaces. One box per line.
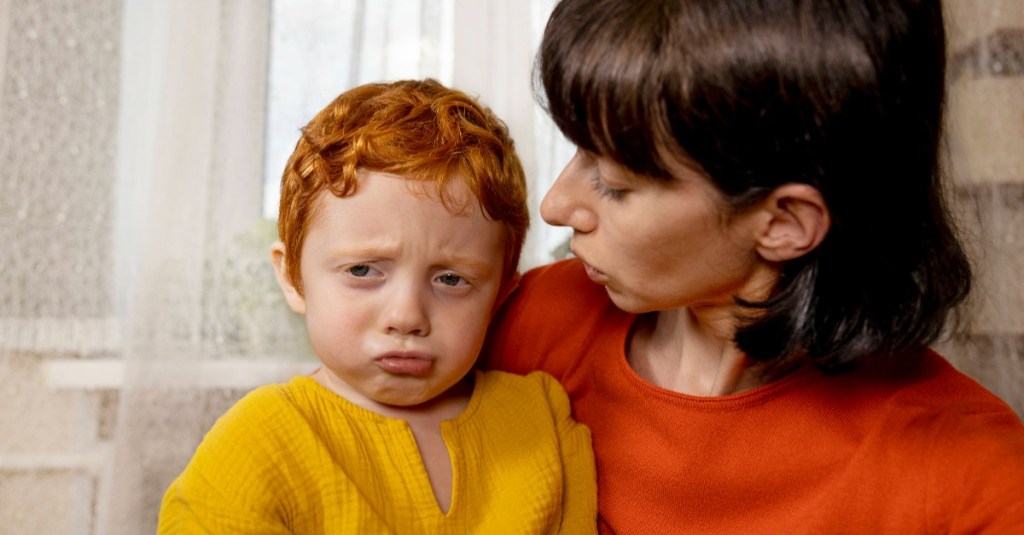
44, 358, 317, 390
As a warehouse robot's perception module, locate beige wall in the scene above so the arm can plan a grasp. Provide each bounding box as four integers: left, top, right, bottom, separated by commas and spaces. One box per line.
0, 351, 107, 535
940, 0, 1024, 414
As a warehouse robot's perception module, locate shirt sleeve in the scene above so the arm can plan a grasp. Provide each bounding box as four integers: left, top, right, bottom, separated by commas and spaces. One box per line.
156, 389, 294, 535
532, 371, 598, 534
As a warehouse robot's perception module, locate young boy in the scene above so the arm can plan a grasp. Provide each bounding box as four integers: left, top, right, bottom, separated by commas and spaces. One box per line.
157, 79, 596, 534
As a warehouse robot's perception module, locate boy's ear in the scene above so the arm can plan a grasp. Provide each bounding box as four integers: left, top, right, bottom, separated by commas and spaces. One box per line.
754, 183, 831, 263
270, 241, 307, 315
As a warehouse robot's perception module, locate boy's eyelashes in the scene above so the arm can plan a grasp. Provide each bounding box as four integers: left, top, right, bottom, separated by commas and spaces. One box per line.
340, 263, 476, 288
346, 264, 378, 277
435, 272, 469, 287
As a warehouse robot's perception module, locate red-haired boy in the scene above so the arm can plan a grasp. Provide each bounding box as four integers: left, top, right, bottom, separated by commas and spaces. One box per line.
158, 79, 596, 534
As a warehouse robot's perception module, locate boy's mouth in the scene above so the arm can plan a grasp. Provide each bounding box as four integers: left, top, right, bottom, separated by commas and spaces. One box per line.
375, 352, 434, 376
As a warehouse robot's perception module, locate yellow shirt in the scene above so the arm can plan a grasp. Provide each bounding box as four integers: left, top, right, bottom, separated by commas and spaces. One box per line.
158, 370, 596, 534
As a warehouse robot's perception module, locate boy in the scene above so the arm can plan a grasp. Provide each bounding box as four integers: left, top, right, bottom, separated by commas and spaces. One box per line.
157, 79, 596, 534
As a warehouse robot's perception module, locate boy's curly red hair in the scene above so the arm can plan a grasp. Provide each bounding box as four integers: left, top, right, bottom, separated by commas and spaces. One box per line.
277, 79, 528, 295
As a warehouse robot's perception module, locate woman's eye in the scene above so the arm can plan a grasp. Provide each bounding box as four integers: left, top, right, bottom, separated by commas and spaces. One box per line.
437, 273, 466, 287
590, 174, 627, 200
346, 264, 373, 277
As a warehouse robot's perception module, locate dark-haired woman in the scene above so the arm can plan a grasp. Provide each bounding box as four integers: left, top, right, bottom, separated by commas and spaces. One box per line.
484, 0, 1024, 532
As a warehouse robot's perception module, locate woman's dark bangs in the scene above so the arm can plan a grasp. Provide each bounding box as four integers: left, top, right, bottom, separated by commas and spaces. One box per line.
552, 63, 675, 178
539, 4, 674, 179
541, 67, 602, 157
598, 75, 674, 179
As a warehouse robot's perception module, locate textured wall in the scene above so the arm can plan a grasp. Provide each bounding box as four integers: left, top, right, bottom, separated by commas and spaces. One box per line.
0, 0, 120, 352
0, 0, 122, 533
941, 0, 1024, 415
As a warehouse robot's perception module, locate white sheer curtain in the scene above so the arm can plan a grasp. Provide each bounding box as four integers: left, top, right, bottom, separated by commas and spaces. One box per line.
99, 1, 295, 533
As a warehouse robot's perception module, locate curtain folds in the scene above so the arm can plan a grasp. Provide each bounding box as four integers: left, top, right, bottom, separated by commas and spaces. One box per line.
99, 2, 287, 533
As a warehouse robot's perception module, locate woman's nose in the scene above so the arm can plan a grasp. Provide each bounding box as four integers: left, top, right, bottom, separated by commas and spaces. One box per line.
540, 152, 597, 233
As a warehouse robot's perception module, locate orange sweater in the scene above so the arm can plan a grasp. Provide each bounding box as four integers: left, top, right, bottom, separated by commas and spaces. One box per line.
484, 259, 1024, 534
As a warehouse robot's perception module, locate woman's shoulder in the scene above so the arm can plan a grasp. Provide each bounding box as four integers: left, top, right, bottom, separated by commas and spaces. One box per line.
483, 259, 630, 377
786, 350, 1024, 528
887, 351, 1024, 530
502, 258, 623, 332
843, 349, 1024, 461
517, 258, 610, 304
819, 349, 1021, 426
788, 349, 1023, 456
883, 349, 1020, 416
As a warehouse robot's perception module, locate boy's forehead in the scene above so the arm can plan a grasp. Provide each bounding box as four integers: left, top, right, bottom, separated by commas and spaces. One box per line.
301, 171, 505, 261
305, 170, 485, 226
345, 169, 478, 210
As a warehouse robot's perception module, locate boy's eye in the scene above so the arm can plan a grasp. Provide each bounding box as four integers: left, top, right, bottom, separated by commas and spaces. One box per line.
436, 273, 466, 287
346, 264, 373, 277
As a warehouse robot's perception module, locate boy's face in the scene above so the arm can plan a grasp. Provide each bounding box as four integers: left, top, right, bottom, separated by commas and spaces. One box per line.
273, 170, 506, 410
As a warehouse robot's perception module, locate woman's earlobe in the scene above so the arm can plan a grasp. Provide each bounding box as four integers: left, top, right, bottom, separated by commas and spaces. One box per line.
270, 242, 307, 315
755, 184, 831, 262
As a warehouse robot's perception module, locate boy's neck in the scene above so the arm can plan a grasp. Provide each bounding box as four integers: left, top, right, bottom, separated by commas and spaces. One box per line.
314, 367, 474, 423
382, 378, 474, 423
313, 367, 470, 514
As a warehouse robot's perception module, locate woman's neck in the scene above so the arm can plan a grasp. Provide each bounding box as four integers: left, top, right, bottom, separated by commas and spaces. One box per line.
627, 307, 765, 396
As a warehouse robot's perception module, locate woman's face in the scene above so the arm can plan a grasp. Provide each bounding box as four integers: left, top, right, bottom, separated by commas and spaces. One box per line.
540, 149, 768, 314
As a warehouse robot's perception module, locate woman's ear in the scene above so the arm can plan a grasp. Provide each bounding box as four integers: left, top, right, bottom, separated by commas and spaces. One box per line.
270, 242, 307, 315
754, 183, 831, 262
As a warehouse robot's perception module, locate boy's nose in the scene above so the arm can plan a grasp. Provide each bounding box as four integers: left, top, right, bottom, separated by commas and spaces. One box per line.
381, 285, 431, 337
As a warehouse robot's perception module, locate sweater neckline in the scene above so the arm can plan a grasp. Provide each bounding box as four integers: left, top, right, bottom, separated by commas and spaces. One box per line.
290, 370, 486, 426
610, 312, 816, 410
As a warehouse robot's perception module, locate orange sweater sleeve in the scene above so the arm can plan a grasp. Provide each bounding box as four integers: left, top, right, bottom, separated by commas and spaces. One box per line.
928, 405, 1024, 533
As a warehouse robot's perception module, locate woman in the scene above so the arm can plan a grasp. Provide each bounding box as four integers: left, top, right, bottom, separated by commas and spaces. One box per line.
484, 0, 1024, 532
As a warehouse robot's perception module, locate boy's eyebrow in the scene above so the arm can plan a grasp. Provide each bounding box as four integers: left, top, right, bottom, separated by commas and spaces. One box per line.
434, 255, 496, 276
325, 242, 400, 259
325, 245, 497, 274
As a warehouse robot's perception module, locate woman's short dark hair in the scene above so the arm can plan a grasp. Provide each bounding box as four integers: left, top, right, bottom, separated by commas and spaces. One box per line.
538, 0, 971, 374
